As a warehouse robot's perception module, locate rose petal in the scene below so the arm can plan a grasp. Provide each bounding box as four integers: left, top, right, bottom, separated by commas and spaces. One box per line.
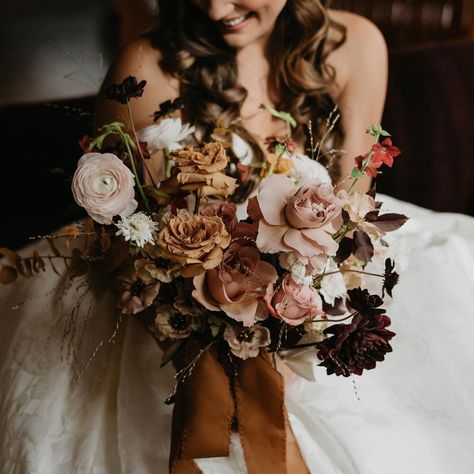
257, 175, 295, 226
221, 297, 259, 327
283, 228, 323, 257
301, 228, 339, 256
256, 221, 290, 254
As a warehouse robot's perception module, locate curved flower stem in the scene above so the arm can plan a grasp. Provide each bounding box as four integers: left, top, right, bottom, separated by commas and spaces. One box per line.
118, 129, 152, 214
126, 100, 158, 187
346, 131, 381, 194
164, 148, 172, 179
319, 269, 384, 279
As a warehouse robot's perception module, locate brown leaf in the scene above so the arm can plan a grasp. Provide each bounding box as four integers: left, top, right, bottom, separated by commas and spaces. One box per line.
334, 237, 353, 264
352, 230, 374, 264
364, 210, 379, 222
0, 247, 21, 264
1, 265, 18, 284
372, 213, 408, 232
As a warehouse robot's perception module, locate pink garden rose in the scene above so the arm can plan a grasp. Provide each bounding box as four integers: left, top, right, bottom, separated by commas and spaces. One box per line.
271, 274, 324, 326
248, 175, 342, 261
72, 152, 137, 224
193, 242, 277, 326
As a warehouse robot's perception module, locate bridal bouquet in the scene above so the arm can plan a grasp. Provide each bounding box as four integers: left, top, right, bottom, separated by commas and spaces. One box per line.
0, 76, 407, 471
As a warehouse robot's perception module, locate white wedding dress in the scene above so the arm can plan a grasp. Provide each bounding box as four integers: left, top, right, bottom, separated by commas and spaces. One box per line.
1, 150, 474, 473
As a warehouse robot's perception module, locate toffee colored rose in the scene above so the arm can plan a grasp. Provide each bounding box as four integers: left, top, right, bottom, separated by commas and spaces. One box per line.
223, 325, 271, 360
72, 152, 137, 224
176, 169, 237, 198
193, 242, 277, 326
199, 201, 238, 233
316, 313, 395, 376
172, 142, 228, 173
156, 214, 230, 277
169, 142, 237, 198
249, 174, 342, 260
271, 274, 324, 326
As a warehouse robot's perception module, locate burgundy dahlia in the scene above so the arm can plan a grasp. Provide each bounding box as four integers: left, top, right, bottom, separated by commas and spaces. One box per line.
316, 314, 395, 377
347, 288, 385, 317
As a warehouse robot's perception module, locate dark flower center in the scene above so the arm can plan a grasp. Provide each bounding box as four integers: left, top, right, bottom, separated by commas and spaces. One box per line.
131, 281, 145, 296
237, 329, 254, 343
169, 313, 190, 331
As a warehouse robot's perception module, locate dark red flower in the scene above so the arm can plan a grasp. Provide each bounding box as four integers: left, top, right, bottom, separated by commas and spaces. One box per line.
104, 76, 146, 104
371, 138, 401, 168
153, 97, 184, 121
355, 153, 381, 178
382, 258, 399, 297
347, 288, 385, 317
316, 313, 395, 376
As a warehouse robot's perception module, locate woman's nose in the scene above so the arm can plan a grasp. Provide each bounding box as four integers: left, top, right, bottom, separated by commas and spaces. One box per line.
202, 0, 235, 22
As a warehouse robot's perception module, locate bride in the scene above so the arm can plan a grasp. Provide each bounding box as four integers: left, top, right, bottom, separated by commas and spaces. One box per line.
2, 1, 474, 473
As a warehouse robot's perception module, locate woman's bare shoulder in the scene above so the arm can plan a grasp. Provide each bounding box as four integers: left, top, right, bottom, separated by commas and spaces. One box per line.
94, 34, 179, 130
326, 9, 388, 96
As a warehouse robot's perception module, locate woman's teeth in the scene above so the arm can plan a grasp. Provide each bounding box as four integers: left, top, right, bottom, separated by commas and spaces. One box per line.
222, 13, 251, 27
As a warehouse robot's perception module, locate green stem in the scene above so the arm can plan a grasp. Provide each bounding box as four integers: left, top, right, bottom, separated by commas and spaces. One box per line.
347, 132, 380, 194
164, 148, 172, 179
317, 269, 384, 279
118, 128, 151, 214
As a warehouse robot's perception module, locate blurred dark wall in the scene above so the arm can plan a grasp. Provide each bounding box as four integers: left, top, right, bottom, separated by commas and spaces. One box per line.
0, 0, 117, 105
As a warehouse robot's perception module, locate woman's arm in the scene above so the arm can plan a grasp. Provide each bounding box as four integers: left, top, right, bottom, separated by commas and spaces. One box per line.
93, 36, 180, 180
327, 11, 389, 193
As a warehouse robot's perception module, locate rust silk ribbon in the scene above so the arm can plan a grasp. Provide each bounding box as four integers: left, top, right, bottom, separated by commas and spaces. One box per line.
169, 339, 288, 474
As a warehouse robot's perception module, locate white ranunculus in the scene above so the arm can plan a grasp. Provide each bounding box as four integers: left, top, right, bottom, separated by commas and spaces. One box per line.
137, 118, 195, 153
72, 152, 137, 224
319, 260, 347, 305
115, 212, 159, 247
290, 152, 331, 185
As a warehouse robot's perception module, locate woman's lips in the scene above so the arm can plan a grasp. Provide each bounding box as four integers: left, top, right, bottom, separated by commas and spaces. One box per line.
219, 12, 254, 32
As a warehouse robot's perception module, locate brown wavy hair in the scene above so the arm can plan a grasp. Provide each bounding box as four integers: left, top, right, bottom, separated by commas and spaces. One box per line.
151, 0, 346, 198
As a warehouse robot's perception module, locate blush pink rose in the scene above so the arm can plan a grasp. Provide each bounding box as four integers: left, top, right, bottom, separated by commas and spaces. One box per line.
72, 152, 137, 224
271, 274, 324, 326
248, 175, 342, 260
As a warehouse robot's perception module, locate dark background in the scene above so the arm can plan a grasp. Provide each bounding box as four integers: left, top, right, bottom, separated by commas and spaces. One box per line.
1, 0, 473, 249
